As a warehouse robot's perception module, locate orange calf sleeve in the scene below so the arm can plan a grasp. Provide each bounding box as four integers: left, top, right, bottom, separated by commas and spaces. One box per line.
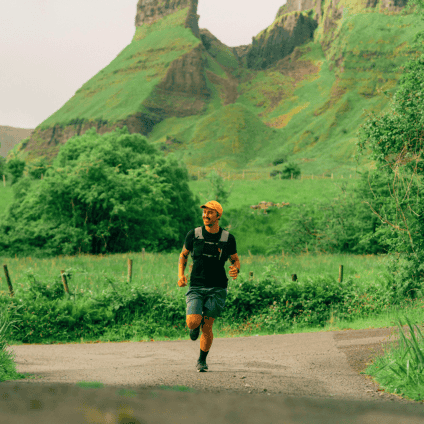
186, 314, 202, 330
200, 316, 215, 352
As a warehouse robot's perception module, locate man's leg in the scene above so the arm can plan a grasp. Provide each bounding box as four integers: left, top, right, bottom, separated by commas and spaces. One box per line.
198, 315, 215, 367
186, 314, 203, 330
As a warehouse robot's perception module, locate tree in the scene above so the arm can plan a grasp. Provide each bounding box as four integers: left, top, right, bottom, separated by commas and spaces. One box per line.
357, 2, 424, 301
0, 127, 200, 257
6, 157, 26, 185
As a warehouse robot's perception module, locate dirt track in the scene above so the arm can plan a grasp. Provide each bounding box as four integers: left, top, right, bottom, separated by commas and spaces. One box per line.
1, 325, 424, 423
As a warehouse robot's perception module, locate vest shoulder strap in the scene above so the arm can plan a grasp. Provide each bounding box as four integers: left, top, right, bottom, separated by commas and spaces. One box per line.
219, 230, 229, 243
194, 227, 203, 239
194, 227, 229, 242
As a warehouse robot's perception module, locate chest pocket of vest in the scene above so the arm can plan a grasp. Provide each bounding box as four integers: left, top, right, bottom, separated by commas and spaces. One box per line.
193, 237, 204, 259
191, 227, 230, 262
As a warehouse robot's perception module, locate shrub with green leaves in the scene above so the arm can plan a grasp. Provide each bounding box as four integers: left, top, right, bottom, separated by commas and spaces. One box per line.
265, 173, 390, 256
5, 157, 26, 185
27, 157, 49, 180
280, 162, 301, 179
0, 126, 200, 257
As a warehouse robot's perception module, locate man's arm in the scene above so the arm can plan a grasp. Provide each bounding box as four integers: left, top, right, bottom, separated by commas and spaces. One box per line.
178, 245, 190, 287
229, 253, 241, 280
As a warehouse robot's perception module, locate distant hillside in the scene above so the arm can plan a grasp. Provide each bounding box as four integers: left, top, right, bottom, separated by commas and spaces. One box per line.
0, 126, 34, 158
12, 0, 422, 177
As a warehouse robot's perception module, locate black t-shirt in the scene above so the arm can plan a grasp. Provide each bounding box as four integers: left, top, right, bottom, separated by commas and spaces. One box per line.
184, 226, 237, 289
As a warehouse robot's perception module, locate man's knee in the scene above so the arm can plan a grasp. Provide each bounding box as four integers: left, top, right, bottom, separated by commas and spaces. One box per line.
203, 316, 215, 327
186, 314, 203, 329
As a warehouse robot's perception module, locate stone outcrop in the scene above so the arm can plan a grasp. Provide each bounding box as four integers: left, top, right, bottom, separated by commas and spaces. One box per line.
142, 43, 210, 118
22, 113, 161, 162
250, 201, 290, 214
246, 11, 317, 69
135, 0, 200, 38
277, 0, 321, 22
276, 0, 408, 27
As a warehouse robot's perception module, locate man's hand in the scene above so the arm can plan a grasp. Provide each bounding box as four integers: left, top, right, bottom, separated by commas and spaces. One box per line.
229, 265, 239, 280
229, 253, 240, 280
178, 275, 188, 287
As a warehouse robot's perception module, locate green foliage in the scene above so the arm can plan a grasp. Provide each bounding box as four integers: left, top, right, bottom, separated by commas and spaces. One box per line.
27, 157, 49, 180
266, 174, 390, 256
356, 3, 424, 302
358, 53, 424, 174
0, 127, 200, 257
362, 314, 424, 402
5, 157, 26, 185
0, 260, 408, 344
281, 162, 301, 179
0, 157, 6, 176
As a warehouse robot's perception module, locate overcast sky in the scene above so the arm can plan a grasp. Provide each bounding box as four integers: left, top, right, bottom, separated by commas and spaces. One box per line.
0, 0, 287, 130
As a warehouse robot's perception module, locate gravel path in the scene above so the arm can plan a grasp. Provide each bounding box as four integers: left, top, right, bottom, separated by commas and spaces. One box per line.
1, 325, 424, 423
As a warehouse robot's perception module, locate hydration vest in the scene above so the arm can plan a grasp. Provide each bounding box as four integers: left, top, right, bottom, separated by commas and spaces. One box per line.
191, 226, 230, 264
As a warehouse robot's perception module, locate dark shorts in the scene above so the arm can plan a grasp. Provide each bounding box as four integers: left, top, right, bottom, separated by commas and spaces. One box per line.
185, 287, 228, 319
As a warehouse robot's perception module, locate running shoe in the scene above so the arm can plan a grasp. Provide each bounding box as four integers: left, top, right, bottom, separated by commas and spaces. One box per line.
196, 360, 208, 372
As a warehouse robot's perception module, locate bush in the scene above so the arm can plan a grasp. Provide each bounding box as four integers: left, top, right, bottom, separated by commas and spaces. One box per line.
265, 173, 390, 255
0, 127, 200, 257
5, 157, 26, 185
281, 162, 301, 179
27, 157, 49, 180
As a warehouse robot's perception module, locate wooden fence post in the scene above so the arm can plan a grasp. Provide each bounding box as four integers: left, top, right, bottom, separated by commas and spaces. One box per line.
3, 265, 14, 297
2, 175, 5, 187
60, 270, 70, 294
331, 173, 333, 179
339, 265, 343, 283
142, 248, 145, 260
128, 258, 133, 283
292, 274, 297, 281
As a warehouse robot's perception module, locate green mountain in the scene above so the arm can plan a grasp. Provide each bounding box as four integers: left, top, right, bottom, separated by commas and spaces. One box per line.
13, 0, 422, 176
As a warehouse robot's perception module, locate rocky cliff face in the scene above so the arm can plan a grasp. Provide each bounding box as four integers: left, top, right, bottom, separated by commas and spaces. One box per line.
246, 11, 318, 69
143, 43, 210, 118
135, 0, 200, 38
276, 0, 408, 26
277, 0, 321, 21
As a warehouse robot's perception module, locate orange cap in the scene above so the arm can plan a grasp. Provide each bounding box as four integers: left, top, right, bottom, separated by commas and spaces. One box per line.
200, 201, 223, 218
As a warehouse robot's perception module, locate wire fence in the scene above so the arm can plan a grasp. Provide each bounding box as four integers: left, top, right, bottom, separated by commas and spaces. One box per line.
188, 169, 361, 181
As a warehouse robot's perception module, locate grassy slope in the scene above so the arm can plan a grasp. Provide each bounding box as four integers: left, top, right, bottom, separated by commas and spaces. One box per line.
146, 9, 422, 177
40, 8, 200, 129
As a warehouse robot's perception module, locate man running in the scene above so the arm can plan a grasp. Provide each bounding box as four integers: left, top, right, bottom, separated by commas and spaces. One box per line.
178, 200, 240, 372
